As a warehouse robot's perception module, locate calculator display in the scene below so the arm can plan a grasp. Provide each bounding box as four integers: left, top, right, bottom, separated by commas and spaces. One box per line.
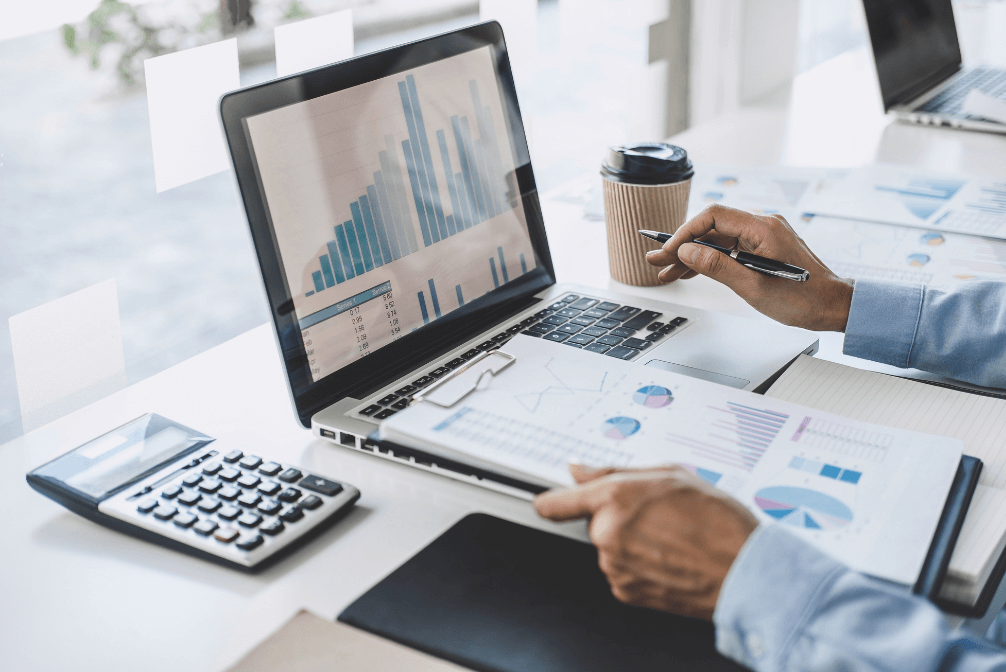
33, 415, 211, 500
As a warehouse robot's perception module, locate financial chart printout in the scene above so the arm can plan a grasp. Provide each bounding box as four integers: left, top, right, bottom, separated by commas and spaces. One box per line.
246, 47, 536, 382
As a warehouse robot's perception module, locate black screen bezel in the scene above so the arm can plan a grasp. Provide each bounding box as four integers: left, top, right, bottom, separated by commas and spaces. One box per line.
220, 21, 556, 427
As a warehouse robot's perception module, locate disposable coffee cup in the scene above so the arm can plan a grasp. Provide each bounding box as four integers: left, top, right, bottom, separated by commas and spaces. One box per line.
600, 143, 693, 286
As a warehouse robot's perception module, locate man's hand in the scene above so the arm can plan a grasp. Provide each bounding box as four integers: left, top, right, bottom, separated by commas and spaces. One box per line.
645, 204, 854, 332
534, 464, 758, 621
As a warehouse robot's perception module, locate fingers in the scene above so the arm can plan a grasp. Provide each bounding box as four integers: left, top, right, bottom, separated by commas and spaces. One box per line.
534, 484, 602, 521
569, 463, 619, 484
672, 242, 759, 291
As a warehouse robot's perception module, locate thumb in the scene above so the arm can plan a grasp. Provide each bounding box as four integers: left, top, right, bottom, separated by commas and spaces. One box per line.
569, 463, 620, 484
677, 243, 753, 291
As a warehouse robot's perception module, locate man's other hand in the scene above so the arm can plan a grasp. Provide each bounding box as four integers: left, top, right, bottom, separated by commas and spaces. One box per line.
645, 204, 854, 332
534, 464, 758, 621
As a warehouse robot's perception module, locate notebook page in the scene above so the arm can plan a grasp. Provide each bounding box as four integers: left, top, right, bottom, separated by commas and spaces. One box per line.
768, 355, 1006, 584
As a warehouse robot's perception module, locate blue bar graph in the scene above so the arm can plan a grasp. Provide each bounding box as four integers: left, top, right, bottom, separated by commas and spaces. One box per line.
373, 171, 402, 260
455, 172, 473, 229
312, 271, 324, 293
407, 75, 448, 240
456, 284, 464, 306
358, 197, 384, 269
418, 291, 430, 324
490, 257, 499, 288
343, 220, 365, 276
365, 188, 393, 265
327, 242, 346, 284
334, 224, 356, 280
428, 279, 442, 318
520, 253, 527, 274
399, 81, 439, 242
436, 129, 464, 232
319, 255, 336, 288
402, 139, 433, 247
497, 246, 509, 283
349, 202, 375, 272
459, 116, 488, 222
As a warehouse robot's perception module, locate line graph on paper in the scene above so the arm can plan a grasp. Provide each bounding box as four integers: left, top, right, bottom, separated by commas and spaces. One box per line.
512, 357, 608, 413
791, 416, 892, 462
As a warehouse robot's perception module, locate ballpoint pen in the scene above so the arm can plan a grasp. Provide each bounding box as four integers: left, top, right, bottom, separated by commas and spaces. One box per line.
638, 230, 810, 282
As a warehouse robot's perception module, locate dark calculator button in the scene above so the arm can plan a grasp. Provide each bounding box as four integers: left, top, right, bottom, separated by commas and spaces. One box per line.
214, 526, 240, 543
161, 485, 182, 499
278, 487, 302, 503
622, 311, 662, 331
300, 495, 323, 510
596, 334, 623, 346
377, 394, 398, 405
584, 343, 612, 354
392, 398, 409, 410
258, 499, 282, 516
193, 520, 218, 536
446, 358, 467, 368
202, 461, 222, 475
300, 475, 344, 497
199, 479, 221, 494
476, 341, 496, 351
223, 450, 243, 463
521, 330, 541, 337
218, 505, 241, 521
198, 498, 221, 513
238, 513, 262, 528
260, 520, 285, 536
670, 316, 688, 326
595, 318, 620, 329
218, 467, 241, 482
237, 473, 261, 489
278, 468, 302, 483
605, 346, 640, 360
557, 324, 583, 334
153, 505, 177, 520
556, 308, 581, 318
621, 338, 652, 350
395, 385, 417, 395
583, 308, 608, 318
543, 315, 568, 326
178, 491, 201, 506
217, 485, 240, 501
258, 481, 281, 497
182, 473, 202, 487
237, 492, 262, 508
238, 455, 262, 470
374, 408, 397, 419
608, 306, 641, 321
506, 325, 523, 334
137, 498, 158, 514
568, 334, 595, 345
609, 327, 635, 338
561, 295, 579, 303
645, 332, 665, 342
596, 301, 620, 311
658, 324, 676, 335
258, 462, 282, 477
569, 298, 598, 310
430, 366, 452, 376
460, 349, 480, 359
358, 404, 382, 416
646, 322, 665, 331
544, 332, 569, 342
174, 512, 198, 528
529, 323, 554, 334
236, 534, 264, 551
581, 326, 607, 337
280, 507, 304, 522
412, 375, 435, 386
570, 317, 595, 326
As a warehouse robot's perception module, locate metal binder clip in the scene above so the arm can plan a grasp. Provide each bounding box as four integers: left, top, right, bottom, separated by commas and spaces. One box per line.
411, 349, 516, 408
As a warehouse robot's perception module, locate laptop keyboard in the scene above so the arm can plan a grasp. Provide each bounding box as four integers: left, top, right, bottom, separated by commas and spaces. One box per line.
355, 293, 688, 420
916, 67, 1006, 118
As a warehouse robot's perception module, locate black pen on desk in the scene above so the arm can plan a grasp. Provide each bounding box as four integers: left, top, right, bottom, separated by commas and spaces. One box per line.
638, 230, 810, 282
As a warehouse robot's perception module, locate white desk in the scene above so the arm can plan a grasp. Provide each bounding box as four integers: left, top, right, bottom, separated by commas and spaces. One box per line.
5, 47, 1006, 670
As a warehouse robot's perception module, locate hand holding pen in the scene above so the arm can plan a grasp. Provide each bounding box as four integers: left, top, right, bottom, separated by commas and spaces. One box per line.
642, 204, 856, 333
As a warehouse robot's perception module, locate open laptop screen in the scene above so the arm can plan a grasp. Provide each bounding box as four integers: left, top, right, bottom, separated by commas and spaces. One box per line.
244, 44, 539, 384
863, 0, 962, 109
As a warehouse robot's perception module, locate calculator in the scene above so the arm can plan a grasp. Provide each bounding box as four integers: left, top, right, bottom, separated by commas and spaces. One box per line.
27, 414, 360, 571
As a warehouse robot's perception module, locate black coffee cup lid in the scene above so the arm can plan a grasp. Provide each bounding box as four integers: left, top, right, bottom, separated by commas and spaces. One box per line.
600, 143, 693, 185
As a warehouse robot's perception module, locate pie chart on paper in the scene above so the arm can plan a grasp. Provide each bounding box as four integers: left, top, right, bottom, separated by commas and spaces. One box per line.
603, 417, 641, 440
632, 385, 674, 408
754, 485, 853, 530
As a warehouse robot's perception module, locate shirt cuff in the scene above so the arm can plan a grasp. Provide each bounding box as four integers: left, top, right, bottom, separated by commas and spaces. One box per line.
713, 525, 845, 671
842, 280, 924, 368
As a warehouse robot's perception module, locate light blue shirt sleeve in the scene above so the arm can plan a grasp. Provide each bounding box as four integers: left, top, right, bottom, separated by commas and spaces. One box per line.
843, 279, 1006, 388
714, 525, 1006, 671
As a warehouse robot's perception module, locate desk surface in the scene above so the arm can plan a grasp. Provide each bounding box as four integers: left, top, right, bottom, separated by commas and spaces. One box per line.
5, 47, 1006, 671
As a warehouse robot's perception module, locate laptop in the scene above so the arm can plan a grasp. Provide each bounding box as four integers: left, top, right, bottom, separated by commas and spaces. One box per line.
862, 0, 1006, 133
220, 22, 818, 496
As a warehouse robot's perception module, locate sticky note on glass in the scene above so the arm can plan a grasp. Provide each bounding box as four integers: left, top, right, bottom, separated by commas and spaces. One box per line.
9, 279, 127, 433
275, 9, 354, 78
144, 39, 240, 193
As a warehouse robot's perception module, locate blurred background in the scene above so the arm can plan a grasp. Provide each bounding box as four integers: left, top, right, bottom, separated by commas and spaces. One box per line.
0, 0, 1001, 443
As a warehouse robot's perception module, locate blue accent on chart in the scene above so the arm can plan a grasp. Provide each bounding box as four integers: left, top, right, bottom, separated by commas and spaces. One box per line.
788, 456, 861, 484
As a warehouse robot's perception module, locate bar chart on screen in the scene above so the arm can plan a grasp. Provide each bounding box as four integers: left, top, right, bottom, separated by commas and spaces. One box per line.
246, 45, 539, 380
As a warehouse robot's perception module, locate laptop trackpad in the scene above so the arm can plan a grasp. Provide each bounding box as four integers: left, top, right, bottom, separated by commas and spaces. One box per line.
645, 360, 750, 389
